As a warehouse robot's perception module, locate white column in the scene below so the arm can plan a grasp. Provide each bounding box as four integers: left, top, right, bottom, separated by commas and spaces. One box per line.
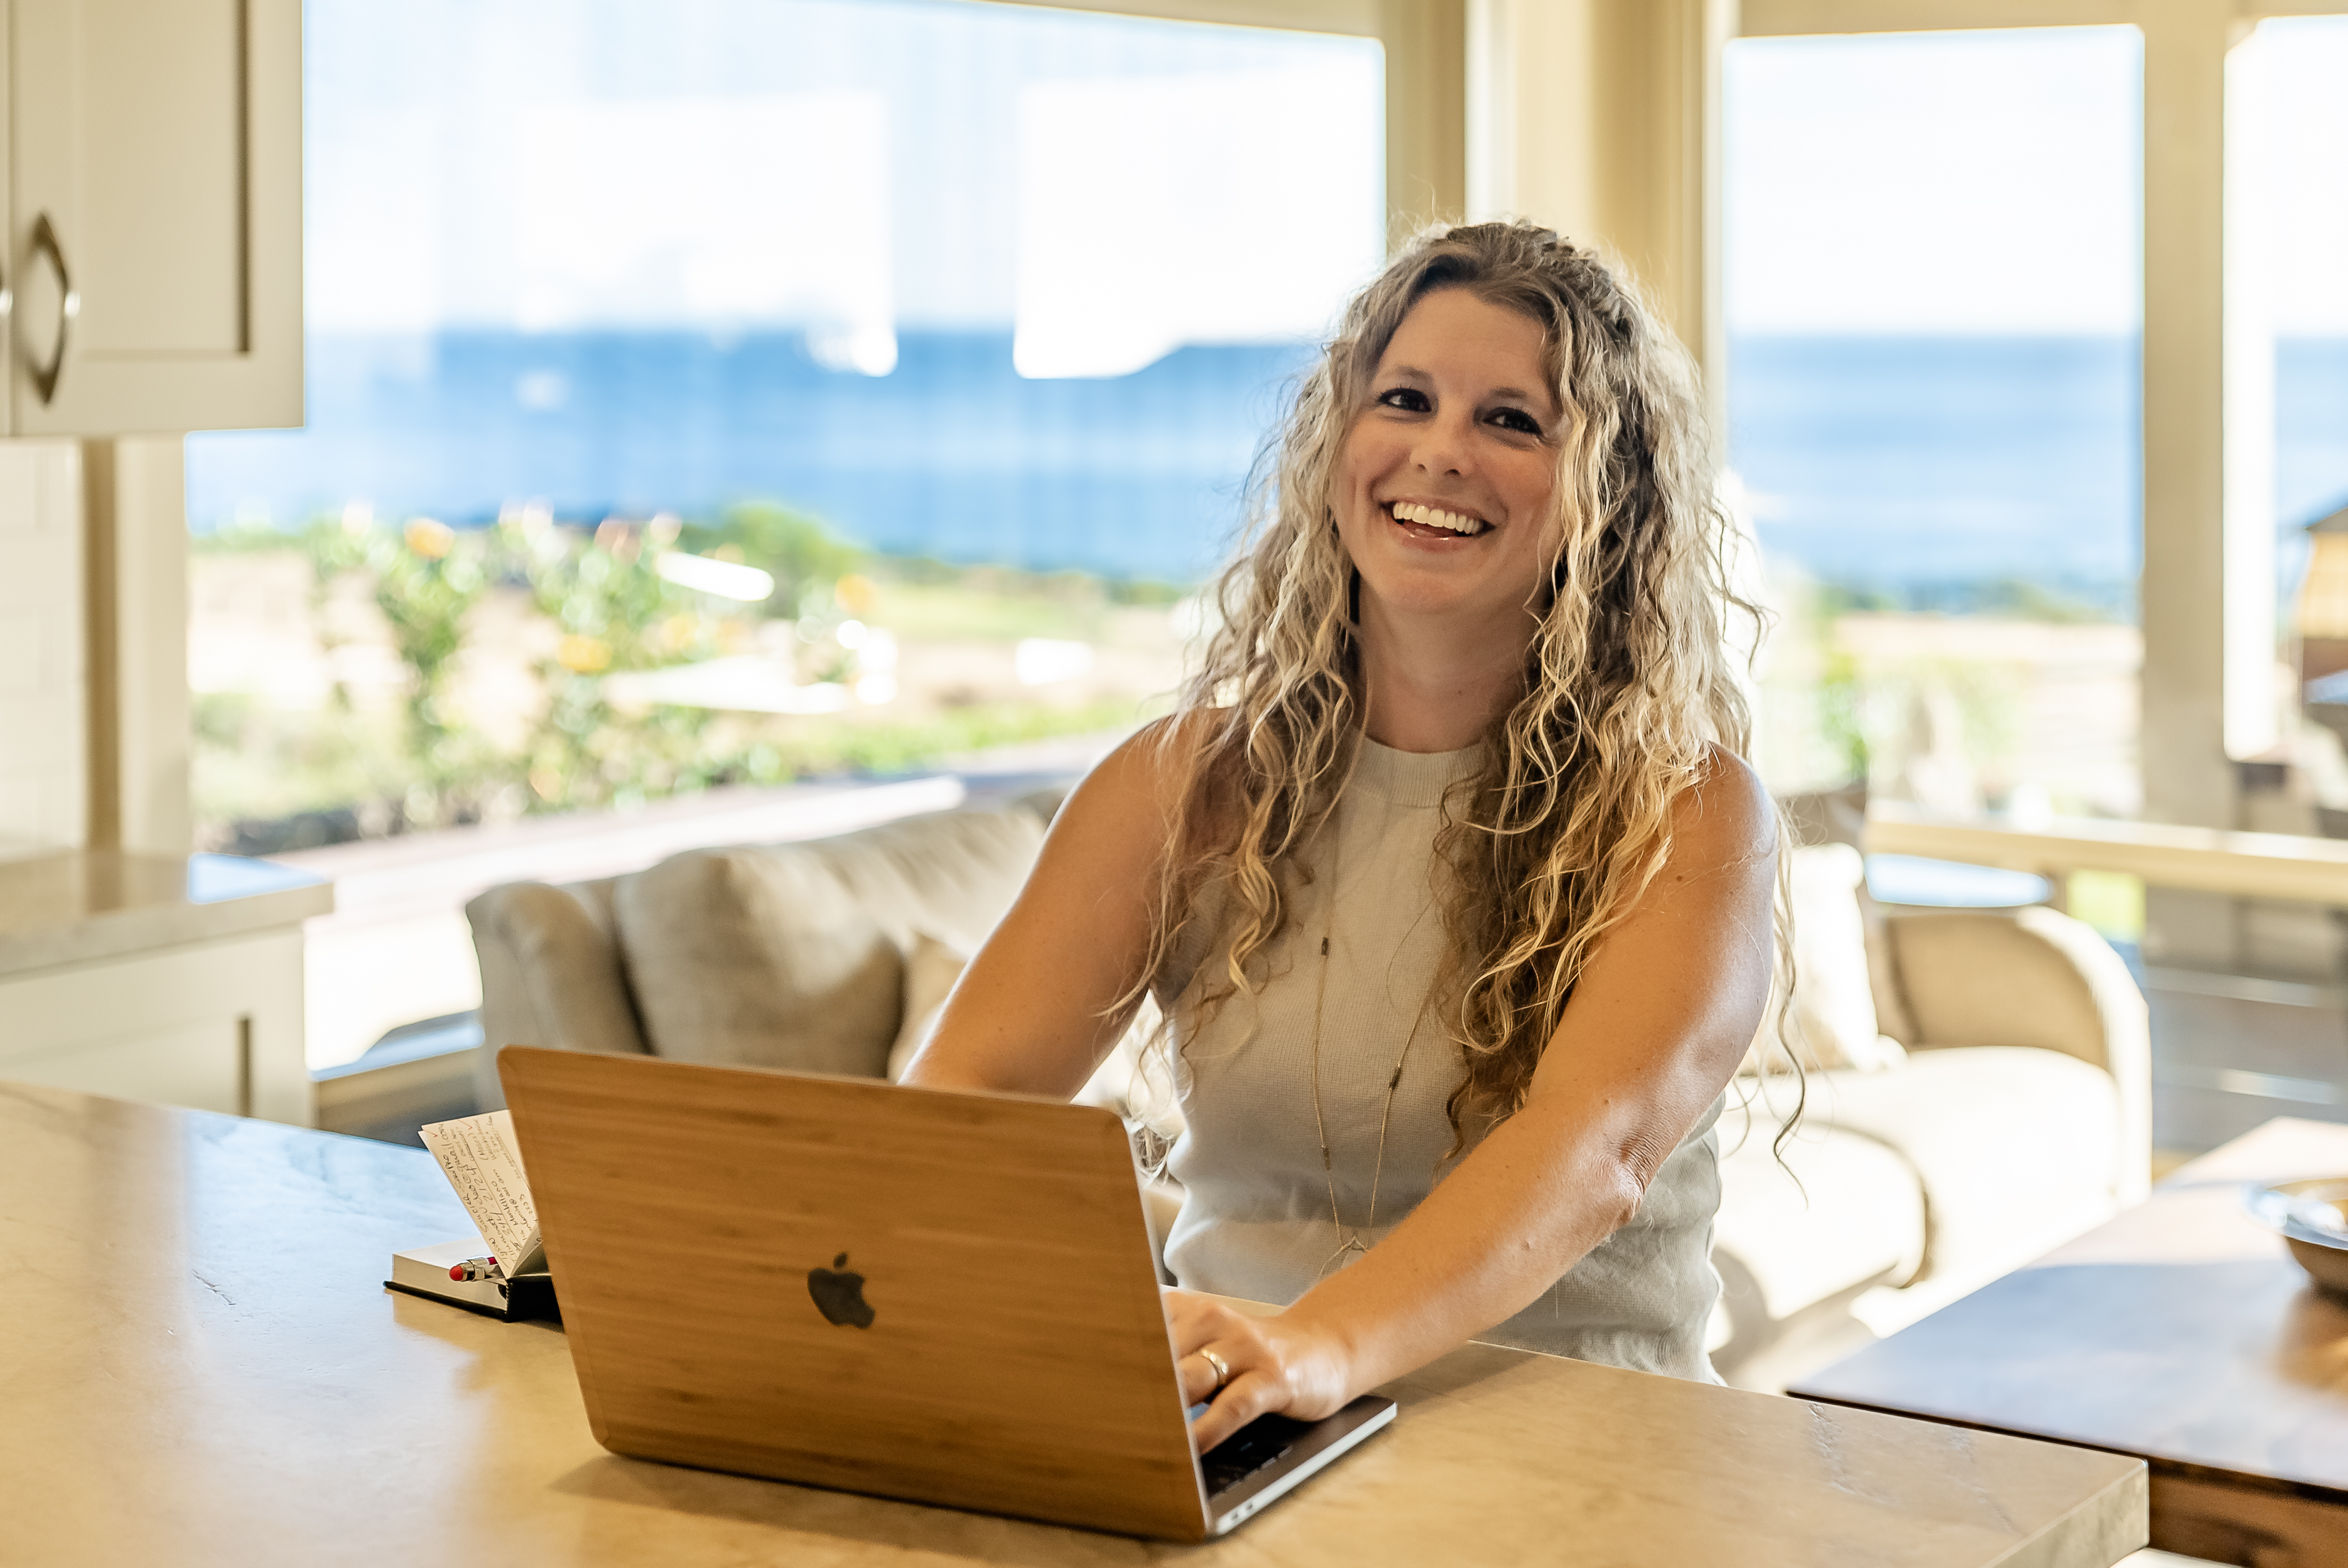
2223, 27, 2279, 763
0, 442, 87, 847
2139, 0, 2233, 829
2139, 0, 2244, 967
1465, 0, 1521, 222
1473, 0, 1726, 390
84, 436, 193, 857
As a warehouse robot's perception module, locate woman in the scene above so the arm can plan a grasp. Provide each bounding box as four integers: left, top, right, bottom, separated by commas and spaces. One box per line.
905, 221, 1777, 1451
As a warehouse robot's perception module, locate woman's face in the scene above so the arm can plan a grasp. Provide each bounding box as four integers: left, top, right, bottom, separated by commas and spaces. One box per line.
1332, 286, 1563, 635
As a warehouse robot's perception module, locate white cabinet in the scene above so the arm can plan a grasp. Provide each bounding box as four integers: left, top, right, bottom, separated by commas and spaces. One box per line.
0, 928, 310, 1123
9, 0, 301, 435
0, 850, 329, 1124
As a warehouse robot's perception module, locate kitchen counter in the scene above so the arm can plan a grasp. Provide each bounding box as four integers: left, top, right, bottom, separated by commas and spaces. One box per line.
0, 1080, 2151, 1567
0, 847, 330, 976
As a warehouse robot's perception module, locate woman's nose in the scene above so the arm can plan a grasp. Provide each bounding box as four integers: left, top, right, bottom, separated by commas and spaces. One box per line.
1412, 408, 1475, 478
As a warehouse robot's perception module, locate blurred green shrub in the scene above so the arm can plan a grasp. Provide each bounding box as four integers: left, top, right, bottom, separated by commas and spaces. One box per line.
683, 500, 866, 619
303, 513, 501, 826
195, 504, 1161, 845
498, 512, 727, 814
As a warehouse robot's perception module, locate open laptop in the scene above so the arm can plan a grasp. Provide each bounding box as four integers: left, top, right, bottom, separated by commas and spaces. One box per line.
497, 1045, 1395, 1541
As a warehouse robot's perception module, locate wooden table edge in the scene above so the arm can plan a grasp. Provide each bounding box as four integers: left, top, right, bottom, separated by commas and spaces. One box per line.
1792, 1389, 2348, 1510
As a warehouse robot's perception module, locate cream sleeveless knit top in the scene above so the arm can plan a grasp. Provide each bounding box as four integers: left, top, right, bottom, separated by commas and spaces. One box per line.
1155, 737, 1724, 1381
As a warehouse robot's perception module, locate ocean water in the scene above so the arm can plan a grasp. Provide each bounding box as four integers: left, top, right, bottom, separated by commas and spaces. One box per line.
186, 329, 2348, 593
1732, 333, 2348, 599
188, 330, 1316, 584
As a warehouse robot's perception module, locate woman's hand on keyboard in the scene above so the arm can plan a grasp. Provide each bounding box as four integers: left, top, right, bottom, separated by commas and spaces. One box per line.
1163, 1288, 1352, 1452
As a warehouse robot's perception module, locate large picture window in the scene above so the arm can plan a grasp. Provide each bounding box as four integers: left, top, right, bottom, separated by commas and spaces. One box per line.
187, 0, 1384, 845
1723, 25, 2143, 825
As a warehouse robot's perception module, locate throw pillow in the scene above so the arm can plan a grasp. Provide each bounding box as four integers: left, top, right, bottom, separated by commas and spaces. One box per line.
883, 930, 1186, 1148
615, 844, 904, 1076
1745, 842, 1907, 1075
887, 931, 970, 1080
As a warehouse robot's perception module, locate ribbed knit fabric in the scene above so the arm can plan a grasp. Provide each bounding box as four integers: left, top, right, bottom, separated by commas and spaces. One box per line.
1157, 736, 1724, 1381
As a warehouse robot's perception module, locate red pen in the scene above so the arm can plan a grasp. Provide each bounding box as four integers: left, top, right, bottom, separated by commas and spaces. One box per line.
449, 1256, 499, 1282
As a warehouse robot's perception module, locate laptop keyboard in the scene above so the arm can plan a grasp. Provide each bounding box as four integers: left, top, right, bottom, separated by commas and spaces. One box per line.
1202, 1413, 1307, 1498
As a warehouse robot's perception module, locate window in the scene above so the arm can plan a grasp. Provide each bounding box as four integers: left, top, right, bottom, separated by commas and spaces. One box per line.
2239, 18, 2348, 830
186, 0, 1384, 845
1723, 26, 2143, 824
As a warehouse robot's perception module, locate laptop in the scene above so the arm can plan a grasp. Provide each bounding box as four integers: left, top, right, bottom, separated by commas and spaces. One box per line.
497, 1045, 1396, 1541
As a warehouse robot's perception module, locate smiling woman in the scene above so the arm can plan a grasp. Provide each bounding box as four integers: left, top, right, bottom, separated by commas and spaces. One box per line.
1333, 287, 1562, 742
904, 223, 1780, 1451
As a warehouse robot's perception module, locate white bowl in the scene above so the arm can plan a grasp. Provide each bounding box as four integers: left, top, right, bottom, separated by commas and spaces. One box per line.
2245, 1177, 2348, 1297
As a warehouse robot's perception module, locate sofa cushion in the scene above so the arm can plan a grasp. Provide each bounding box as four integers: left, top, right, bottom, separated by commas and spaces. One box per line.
883, 926, 1183, 1147
1774, 781, 1918, 1048
1744, 843, 1904, 1076
466, 877, 651, 1110
1712, 1098, 1927, 1325
1804, 1046, 2120, 1285
614, 807, 1046, 1076
887, 931, 969, 1080
467, 879, 648, 1056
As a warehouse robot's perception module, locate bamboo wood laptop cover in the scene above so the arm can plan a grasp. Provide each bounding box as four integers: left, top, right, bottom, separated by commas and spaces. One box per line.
499, 1045, 1387, 1541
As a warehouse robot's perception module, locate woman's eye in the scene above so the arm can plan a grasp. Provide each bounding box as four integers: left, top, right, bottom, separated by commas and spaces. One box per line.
1376, 386, 1430, 412
1489, 408, 1542, 436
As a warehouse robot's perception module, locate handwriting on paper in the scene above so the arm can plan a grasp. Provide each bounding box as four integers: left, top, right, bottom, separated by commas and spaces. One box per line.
418, 1110, 543, 1276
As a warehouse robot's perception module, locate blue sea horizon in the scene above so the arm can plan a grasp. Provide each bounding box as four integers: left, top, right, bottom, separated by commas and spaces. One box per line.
187, 329, 2348, 599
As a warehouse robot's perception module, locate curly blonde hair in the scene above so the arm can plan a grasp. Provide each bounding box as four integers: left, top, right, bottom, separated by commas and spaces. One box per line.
1128, 220, 1769, 1143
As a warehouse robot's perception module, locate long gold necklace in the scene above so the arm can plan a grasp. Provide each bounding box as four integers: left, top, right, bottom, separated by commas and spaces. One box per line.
1305, 815, 1433, 1279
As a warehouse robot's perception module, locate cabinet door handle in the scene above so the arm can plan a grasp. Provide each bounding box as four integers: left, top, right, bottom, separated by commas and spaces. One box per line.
27, 214, 75, 406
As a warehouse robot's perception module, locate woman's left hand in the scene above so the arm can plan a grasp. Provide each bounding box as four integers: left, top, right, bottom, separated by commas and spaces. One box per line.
1163, 1288, 1356, 1452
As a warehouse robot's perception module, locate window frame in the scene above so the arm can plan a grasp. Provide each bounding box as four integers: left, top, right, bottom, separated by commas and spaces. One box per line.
988, 0, 1465, 244
1732, 0, 2348, 835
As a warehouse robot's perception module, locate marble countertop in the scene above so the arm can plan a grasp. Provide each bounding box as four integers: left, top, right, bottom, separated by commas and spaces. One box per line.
0, 847, 332, 976
0, 1081, 2149, 1567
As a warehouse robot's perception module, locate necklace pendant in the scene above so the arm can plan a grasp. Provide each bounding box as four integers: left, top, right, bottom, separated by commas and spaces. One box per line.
1319, 1231, 1372, 1278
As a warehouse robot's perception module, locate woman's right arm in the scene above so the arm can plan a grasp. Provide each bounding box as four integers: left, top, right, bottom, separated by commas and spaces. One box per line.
898, 718, 1190, 1098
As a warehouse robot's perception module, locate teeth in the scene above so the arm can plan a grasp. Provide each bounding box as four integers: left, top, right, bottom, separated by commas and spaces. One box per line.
1390, 502, 1487, 535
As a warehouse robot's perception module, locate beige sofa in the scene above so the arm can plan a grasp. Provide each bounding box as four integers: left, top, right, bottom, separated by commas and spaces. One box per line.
465, 799, 2150, 1386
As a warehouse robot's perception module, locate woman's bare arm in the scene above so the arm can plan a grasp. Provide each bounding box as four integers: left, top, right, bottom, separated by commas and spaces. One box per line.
1166, 752, 1777, 1449
898, 720, 1187, 1098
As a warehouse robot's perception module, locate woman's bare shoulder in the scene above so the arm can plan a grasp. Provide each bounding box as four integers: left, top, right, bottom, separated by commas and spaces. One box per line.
1073, 708, 1225, 812
1043, 708, 1227, 855
1668, 745, 1779, 873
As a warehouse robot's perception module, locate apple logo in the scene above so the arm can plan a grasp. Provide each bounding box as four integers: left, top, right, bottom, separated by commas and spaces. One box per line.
807, 1252, 875, 1329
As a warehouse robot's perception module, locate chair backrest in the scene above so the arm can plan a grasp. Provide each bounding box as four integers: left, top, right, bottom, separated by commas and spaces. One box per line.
1887, 904, 2151, 1202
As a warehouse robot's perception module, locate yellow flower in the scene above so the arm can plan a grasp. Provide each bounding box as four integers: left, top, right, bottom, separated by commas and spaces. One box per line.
835, 573, 877, 616
404, 517, 455, 559
558, 635, 611, 673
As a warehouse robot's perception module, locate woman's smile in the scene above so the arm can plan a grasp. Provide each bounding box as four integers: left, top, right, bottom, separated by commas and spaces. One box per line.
1334, 286, 1561, 626
1383, 499, 1492, 539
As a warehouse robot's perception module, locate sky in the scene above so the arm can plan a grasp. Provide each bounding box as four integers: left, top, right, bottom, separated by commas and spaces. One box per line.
1726, 26, 2144, 336
308, 5, 2348, 350
2238, 17, 2348, 338
306, 0, 1384, 373
1727, 19, 2348, 338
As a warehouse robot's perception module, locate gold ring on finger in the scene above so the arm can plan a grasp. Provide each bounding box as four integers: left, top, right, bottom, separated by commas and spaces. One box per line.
1199, 1347, 1230, 1392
